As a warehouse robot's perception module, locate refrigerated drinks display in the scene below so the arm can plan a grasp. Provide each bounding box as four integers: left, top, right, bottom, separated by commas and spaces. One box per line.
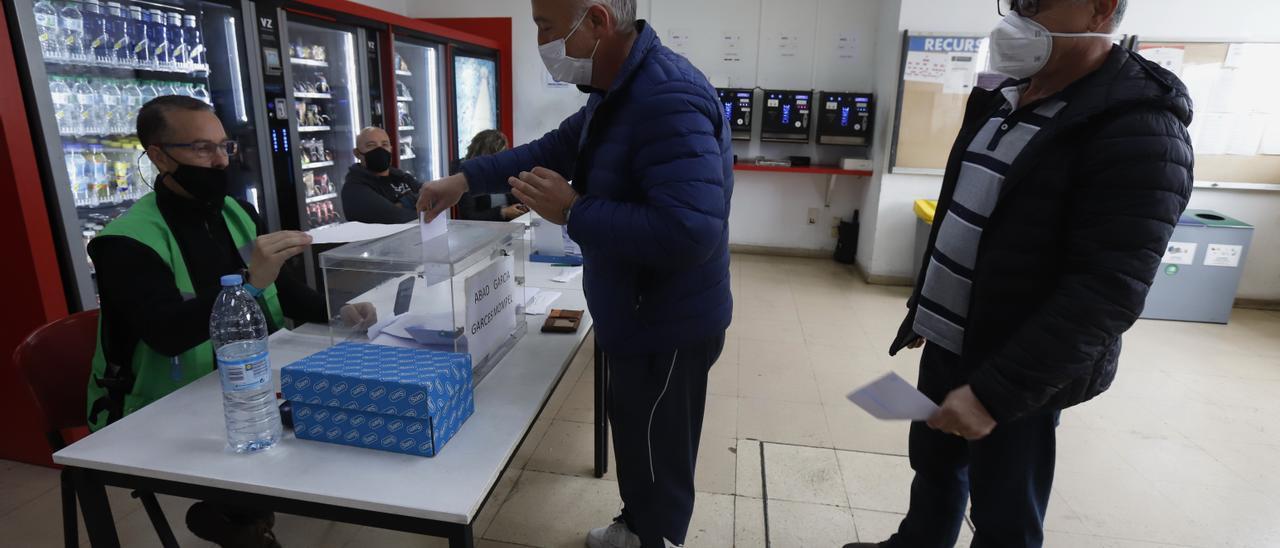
286, 20, 362, 229
452, 53, 498, 160
393, 39, 446, 181
14, 0, 269, 309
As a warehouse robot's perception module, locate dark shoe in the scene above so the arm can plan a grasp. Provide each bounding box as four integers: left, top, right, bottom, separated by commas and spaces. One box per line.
842, 543, 884, 548
185, 501, 281, 548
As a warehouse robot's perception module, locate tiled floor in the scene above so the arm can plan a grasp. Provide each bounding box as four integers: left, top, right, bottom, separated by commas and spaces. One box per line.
4, 254, 1280, 547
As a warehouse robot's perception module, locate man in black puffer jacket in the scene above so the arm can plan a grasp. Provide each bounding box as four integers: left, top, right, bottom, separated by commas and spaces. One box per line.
847, 1, 1193, 547
341, 127, 421, 224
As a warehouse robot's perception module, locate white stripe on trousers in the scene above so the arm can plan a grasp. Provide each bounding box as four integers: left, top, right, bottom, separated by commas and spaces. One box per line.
647, 350, 679, 483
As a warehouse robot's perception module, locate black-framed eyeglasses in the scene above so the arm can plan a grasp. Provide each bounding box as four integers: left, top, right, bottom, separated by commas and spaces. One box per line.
997, 0, 1042, 16
158, 140, 239, 158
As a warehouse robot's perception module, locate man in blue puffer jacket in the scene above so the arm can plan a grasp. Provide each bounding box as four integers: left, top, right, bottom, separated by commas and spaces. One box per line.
418, 1, 733, 546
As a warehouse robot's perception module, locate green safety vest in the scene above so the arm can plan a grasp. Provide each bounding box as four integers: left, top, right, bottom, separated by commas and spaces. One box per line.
86, 193, 286, 431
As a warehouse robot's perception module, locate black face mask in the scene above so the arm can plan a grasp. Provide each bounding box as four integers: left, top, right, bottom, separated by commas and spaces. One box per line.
158, 148, 231, 207
361, 147, 393, 174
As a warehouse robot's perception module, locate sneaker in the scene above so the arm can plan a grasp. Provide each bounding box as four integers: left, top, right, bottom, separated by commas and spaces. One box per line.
185, 502, 281, 548
586, 519, 642, 548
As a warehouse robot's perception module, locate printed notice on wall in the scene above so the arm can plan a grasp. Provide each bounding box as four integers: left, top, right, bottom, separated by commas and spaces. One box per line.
834, 32, 857, 61
943, 54, 978, 94
465, 255, 517, 365
775, 31, 804, 59
1162, 242, 1198, 266
1204, 244, 1244, 268
720, 31, 744, 64
904, 52, 948, 84
1137, 46, 1186, 75
667, 28, 693, 56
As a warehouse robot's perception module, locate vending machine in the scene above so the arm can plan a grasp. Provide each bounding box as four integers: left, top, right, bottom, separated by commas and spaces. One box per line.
5, 0, 276, 310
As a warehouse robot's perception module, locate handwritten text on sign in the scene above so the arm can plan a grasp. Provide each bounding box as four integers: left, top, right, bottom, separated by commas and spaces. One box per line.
464, 255, 517, 365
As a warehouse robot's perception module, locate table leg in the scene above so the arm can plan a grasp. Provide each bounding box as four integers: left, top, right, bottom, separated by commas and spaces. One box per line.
71, 467, 120, 548
448, 524, 475, 548
60, 468, 78, 548
594, 335, 609, 478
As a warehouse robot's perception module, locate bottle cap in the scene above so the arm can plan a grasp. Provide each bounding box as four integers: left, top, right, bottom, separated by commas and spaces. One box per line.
220, 274, 243, 287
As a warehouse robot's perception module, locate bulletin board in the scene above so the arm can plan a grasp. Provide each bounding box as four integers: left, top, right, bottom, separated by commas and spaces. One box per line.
889, 32, 990, 174
1135, 40, 1280, 187
890, 31, 1139, 175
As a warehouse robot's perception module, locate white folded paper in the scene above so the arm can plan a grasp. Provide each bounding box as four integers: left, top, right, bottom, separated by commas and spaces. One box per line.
551, 267, 583, 283
420, 212, 448, 243
524, 289, 562, 315
306, 221, 415, 244
847, 372, 939, 421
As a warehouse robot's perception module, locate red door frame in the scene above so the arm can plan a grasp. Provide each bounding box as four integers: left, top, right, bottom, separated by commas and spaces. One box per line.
0, 4, 73, 465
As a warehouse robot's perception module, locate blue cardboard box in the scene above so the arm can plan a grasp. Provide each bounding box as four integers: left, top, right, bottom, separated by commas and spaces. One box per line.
281, 343, 474, 457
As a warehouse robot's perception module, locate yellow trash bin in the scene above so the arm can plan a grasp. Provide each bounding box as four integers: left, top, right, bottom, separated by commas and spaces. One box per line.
913, 199, 937, 282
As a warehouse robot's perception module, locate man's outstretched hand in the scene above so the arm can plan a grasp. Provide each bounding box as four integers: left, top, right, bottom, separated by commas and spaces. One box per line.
509, 167, 579, 225
416, 173, 469, 221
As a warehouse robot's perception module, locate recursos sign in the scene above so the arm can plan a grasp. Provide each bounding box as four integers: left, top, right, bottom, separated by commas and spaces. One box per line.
909, 36, 985, 53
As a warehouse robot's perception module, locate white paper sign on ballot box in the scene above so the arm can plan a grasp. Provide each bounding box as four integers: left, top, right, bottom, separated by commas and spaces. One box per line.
464, 255, 518, 367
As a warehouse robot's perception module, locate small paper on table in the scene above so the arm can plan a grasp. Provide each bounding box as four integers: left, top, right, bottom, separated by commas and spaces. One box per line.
524, 288, 562, 315
847, 372, 939, 421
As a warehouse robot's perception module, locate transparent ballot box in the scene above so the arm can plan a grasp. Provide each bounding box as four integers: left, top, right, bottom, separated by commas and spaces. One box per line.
320, 221, 528, 383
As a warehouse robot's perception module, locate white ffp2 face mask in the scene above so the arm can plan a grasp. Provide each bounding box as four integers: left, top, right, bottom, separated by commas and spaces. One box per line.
539, 12, 600, 86
987, 12, 1113, 79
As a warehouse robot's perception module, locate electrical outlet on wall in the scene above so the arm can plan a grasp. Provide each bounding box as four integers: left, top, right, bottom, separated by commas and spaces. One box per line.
808, 208, 819, 225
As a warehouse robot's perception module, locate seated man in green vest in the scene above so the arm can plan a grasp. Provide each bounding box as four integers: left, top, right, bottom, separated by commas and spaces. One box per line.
85, 95, 374, 548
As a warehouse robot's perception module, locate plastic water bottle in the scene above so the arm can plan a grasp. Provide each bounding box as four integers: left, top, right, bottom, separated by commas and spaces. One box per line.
83, 0, 109, 63
139, 80, 158, 106
147, 9, 169, 69
121, 80, 142, 131
167, 12, 186, 71
111, 150, 131, 200
183, 15, 204, 70
98, 79, 122, 134
191, 83, 210, 105
72, 78, 97, 135
65, 144, 88, 205
89, 144, 110, 202
59, 1, 87, 62
210, 274, 282, 453
50, 77, 74, 135
105, 2, 129, 66
35, 0, 63, 60
159, 80, 179, 98
128, 6, 149, 68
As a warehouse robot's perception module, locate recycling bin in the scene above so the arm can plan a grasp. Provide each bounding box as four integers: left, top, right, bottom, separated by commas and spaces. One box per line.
1142, 209, 1254, 324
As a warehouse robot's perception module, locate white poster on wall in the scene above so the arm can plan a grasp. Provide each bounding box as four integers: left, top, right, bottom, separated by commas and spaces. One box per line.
834, 32, 857, 61
1162, 242, 1198, 266
1138, 46, 1186, 75
667, 28, 693, 56
943, 53, 979, 94
1204, 244, 1244, 268
774, 30, 805, 59
464, 255, 517, 365
904, 52, 947, 84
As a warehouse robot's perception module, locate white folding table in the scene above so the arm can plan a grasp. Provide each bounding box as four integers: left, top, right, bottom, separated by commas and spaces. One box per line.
55, 277, 592, 548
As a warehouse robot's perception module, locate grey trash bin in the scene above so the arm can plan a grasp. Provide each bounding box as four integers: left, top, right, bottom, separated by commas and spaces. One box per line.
1141, 209, 1254, 324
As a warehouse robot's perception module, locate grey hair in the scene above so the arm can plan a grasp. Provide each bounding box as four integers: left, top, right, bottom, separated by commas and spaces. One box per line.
578, 0, 637, 33
1111, 0, 1128, 31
